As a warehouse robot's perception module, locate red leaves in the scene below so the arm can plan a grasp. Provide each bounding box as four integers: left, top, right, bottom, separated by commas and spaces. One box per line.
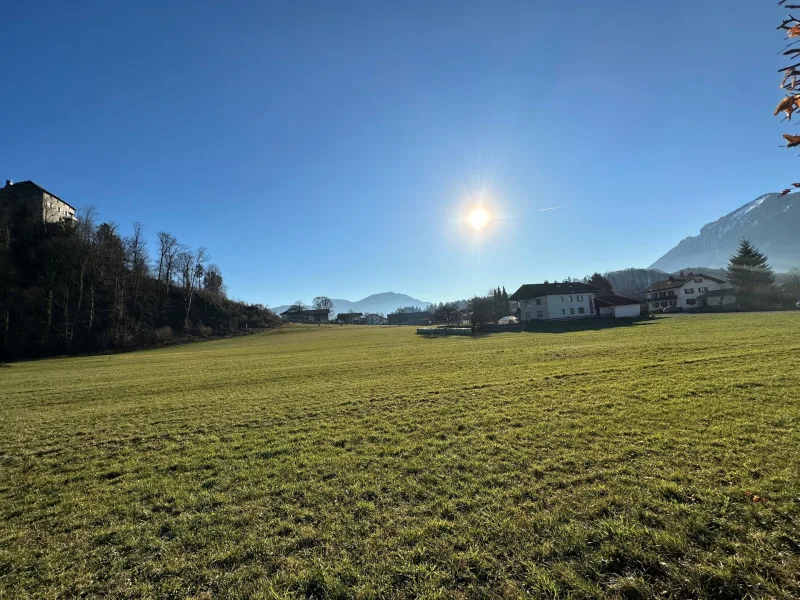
744, 490, 766, 502
783, 133, 800, 147
789, 25, 800, 37
774, 95, 800, 119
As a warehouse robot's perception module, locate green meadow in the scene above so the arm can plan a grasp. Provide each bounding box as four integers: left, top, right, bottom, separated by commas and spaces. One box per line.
1, 313, 799, 599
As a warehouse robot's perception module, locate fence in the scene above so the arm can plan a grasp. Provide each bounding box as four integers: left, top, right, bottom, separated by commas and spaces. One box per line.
416, 327, 473, 336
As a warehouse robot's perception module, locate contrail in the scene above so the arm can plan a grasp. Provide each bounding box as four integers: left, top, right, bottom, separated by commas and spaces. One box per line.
537, 206, 562, 212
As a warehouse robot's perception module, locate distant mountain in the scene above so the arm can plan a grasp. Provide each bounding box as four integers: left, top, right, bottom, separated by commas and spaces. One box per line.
272, 292, 431, 317
650, 192, 800, 272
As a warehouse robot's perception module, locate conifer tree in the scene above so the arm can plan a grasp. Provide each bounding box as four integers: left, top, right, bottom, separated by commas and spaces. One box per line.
728, 239, 775, 294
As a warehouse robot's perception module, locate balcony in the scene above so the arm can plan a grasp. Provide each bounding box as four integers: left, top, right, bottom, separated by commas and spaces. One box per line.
648, 293, 677, 302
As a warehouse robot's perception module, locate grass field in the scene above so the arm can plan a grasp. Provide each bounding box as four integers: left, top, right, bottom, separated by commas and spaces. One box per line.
1, 313, 799, 599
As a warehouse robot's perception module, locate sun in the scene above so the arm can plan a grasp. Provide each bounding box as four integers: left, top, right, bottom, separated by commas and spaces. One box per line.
468, 207, 489, 230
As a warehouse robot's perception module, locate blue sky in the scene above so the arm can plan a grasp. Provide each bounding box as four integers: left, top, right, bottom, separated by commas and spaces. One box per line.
2, 0, 795, 306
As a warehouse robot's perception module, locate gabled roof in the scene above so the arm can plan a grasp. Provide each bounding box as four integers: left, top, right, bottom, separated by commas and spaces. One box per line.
4, 181, 76, 211
509, 282, 601, 301
595, 294, 642, 307
642, 273, 726, 293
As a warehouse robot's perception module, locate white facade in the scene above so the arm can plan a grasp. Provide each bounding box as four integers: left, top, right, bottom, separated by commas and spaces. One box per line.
647, 275, 727, 311
613, 304, 641, 318
364, 314, 386, 325
519, 293, 596, 321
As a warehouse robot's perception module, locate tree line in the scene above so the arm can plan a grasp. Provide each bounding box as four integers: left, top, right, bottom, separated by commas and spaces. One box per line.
0, 205, 278, 361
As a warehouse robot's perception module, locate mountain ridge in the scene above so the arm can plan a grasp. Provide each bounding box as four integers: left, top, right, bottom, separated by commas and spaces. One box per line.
272, 292, 431, 317
649, 192, 800, 272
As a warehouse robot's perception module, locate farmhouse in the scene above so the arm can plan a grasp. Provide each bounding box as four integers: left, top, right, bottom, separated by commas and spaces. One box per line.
509, 282, 601, 321
338, 312, 363, 324
388, 311, 432, 325
0, 180, 76, 224
280, 307, 330, 323
642, 273, 728, 311
595, 295, 643, 318
363, 313, 387, 325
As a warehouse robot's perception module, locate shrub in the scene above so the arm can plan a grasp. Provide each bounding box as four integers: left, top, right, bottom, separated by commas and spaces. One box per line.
153, 326, 174, 344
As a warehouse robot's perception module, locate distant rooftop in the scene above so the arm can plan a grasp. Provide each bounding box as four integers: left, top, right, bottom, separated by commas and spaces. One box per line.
509, 282, 601, 301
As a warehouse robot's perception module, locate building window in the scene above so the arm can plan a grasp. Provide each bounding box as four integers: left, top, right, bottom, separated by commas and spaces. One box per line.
561, 309, 566, 314
686, 299, 696, 305
569, 296, 573, 302
685, 288, 694, 294
698, 287, 708, 293
525, 311, 531, 319
578, 307, 585, 314
524, 300, 529, 307
577, 295, 583, 302
570, 307, 575, 314
659, 292, 666, 297
536, 311, 543, 318
535, 299, 542, 305
694, 278, 703, 283
669, 300, 677, 306
560, 296, 564, 302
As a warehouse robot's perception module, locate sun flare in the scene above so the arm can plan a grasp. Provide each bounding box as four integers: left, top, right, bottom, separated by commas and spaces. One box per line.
468, 207, 489, 230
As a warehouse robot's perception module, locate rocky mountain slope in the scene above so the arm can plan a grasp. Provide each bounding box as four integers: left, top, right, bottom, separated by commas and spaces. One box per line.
649, 192, 800, 272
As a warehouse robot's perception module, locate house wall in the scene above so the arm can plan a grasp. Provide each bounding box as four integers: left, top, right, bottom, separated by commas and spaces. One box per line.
614, 304, 641, 318
648, 276, 728, 311
42, 192, 76, 223
2, 185, 76, 224
545, 293, 594, 319
519, 293, 595, 321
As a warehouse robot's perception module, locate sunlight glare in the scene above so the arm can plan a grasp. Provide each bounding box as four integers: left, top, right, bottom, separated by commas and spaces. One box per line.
468, 207, 489, 230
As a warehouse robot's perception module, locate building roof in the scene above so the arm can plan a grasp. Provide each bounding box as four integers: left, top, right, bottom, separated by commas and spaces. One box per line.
595, 294, 643, 307
509, 282, 601, 301
642, 273, 726, 293
280, 308, 330, 316
4, 180, 76, 211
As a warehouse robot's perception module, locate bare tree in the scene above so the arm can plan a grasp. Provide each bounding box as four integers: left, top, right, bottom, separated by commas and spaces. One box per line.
176, 247, 208, 331
125, 222, 149, 313
156, 232, 184, 298
312, 296, 333, 313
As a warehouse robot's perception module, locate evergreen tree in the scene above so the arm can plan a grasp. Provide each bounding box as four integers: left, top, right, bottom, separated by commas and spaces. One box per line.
587, 272, 613, 294
728, 239, 775, 294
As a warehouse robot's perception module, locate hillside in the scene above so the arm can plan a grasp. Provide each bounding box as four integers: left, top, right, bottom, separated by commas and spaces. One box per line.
649, 192, 800, 272
273, 292, 430, 317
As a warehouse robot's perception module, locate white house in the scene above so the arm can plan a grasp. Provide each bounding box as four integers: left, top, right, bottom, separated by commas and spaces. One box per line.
509, 282, 601, 321
595, 295, 643, 318
642, 273, 728, 312
364, 313, 387, 325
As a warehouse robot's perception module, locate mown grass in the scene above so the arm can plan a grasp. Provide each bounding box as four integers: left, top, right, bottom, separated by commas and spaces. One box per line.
1, 313, 799, 599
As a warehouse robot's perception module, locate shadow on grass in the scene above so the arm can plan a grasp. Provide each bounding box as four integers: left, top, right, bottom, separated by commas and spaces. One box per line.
475, 317, 657, 336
